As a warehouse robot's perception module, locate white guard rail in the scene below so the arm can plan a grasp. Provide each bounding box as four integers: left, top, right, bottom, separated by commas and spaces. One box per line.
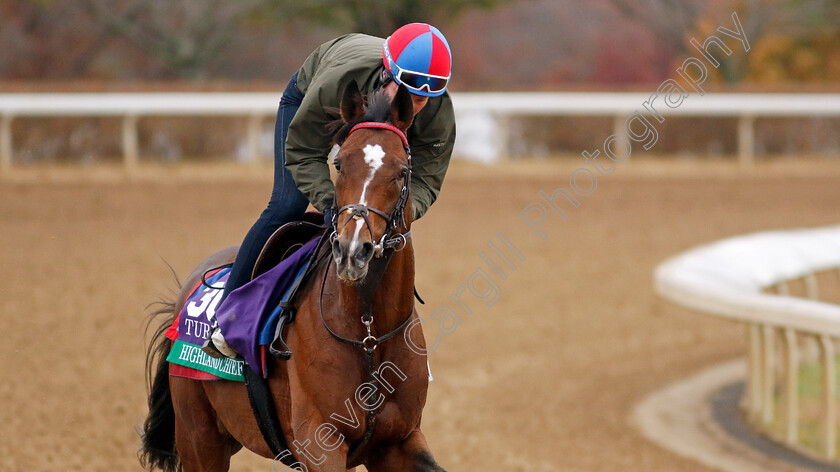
654, 225, 840, 460
2, 92, 840, 172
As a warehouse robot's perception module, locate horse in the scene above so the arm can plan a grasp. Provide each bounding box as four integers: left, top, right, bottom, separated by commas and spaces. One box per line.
139, 83, 446, 472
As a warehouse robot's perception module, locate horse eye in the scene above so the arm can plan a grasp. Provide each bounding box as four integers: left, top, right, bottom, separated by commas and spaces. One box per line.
334, 160, 342, 173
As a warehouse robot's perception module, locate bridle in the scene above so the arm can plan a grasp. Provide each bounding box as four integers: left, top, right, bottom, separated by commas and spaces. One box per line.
323, 120, 415, 353
320, 121, 418, 465
329, 121, 412, 258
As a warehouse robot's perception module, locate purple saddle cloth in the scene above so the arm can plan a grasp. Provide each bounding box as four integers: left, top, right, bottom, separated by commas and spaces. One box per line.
215, 237, 320, 370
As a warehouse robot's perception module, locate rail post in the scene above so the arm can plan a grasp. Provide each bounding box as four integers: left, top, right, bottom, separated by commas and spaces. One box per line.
818, 335, 836, 459
782, 327, 799, 444
494, 113, 510, 160
613, 114, 625, 140
761, 324, 776, 425
747, 323, 763, 421
0, 114, 13, 173
122, 114, 139, 173
738, 114, 755, 169
247, 113, 263, 164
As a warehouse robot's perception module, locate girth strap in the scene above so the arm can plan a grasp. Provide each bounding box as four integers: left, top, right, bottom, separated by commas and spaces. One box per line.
243, 364, 297, 468
242, 232, 332, 469
268, 307, 294, 360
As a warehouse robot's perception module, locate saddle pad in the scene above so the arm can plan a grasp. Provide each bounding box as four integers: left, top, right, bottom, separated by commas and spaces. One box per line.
216, 237, 320, 373
165, 268, 246, 381
169, 362, 223, 381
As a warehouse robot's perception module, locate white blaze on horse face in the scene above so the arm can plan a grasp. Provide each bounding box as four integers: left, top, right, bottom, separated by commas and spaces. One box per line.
349, 217, 365, 256
350, 143, 386, 255
359, 144, 385, 205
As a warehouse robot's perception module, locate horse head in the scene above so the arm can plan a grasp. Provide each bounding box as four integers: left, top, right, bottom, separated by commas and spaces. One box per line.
329, 81, 415, 282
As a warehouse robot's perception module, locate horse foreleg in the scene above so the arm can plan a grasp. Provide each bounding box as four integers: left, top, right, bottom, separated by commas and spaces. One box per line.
279, 410, 353, 472
365, 429, 446, 472
171, 376, 239, 472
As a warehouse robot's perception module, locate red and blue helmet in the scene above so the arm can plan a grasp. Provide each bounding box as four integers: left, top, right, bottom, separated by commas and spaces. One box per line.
383, 23, 452, 97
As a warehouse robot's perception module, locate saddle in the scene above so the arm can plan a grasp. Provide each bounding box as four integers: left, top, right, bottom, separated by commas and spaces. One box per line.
252, 212, 324, 278
256, 212, 326, 361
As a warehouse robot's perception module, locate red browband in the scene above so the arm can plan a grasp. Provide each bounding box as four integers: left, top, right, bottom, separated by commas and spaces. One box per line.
347, 122, 409, 150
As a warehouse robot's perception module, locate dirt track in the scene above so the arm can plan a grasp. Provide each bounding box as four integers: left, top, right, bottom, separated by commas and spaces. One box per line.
2, 160, 840, 471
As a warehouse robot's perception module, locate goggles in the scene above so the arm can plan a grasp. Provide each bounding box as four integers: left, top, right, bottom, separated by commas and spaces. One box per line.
384, 43, 450, 94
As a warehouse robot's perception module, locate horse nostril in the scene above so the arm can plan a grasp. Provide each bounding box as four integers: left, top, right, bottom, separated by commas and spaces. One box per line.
332, 240, 343, 265
354, 241, 374, 266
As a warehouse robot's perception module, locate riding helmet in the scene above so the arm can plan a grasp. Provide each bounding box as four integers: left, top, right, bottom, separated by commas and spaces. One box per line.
382, 23, 452, 97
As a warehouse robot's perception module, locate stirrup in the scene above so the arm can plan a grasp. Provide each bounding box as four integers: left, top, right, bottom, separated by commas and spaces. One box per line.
200, 337, 225, 359
201, 328, 238, 358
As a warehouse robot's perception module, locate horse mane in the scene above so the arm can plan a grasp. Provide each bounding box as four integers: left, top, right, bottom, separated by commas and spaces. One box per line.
329, 88, 394, 146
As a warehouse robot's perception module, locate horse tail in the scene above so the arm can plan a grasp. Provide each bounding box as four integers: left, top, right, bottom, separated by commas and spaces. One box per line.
139, 298, 181, 472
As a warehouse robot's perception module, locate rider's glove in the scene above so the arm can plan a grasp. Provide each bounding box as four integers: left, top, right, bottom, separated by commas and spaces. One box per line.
323, 205, 336, 228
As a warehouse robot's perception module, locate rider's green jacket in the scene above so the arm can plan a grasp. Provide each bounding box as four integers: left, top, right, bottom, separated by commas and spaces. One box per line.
288, 33, 456, 221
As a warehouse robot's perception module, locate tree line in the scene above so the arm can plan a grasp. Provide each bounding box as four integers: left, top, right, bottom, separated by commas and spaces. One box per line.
1, 0, 837, 87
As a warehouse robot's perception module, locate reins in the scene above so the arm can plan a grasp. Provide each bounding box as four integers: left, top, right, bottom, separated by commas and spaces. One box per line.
316, 244, 415, 466
317, 251, 415, 353
324, 120, 414, 354
320, 120, 416, 465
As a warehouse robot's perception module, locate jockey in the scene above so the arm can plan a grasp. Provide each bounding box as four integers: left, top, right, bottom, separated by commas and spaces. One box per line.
204, 23, 456, 358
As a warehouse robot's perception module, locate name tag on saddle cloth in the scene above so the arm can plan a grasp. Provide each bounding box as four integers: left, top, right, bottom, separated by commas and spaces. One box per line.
165, 268, 246, 381
215, 237, 320, 372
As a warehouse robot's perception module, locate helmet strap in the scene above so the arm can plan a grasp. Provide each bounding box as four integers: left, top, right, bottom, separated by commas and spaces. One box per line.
376, 68, 393, 90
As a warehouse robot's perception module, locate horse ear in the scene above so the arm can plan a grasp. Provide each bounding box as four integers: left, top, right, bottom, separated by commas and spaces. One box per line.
390, 84, 414, 131
340, 80, 364, 123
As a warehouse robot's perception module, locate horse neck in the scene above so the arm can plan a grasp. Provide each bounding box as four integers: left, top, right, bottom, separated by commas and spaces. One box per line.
332, 241, 415, 334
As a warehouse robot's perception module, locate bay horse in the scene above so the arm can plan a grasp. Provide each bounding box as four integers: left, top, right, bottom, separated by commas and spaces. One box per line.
140, 83, 446, 472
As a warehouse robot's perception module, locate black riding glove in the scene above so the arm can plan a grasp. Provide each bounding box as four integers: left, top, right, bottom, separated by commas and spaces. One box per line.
323, 205, 336, 228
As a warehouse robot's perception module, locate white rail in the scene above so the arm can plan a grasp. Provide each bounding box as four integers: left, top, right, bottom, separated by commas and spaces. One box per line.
1, 92, 840, 172
451, 92, 840, 116
655, 225, 840, 460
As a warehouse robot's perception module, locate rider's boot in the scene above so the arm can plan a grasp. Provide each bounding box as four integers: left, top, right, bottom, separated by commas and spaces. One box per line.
201, 327, 238, 359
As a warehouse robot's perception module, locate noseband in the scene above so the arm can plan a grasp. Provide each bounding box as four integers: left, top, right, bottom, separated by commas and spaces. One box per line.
330, 122, 412, 257
320, 121, 418, 463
